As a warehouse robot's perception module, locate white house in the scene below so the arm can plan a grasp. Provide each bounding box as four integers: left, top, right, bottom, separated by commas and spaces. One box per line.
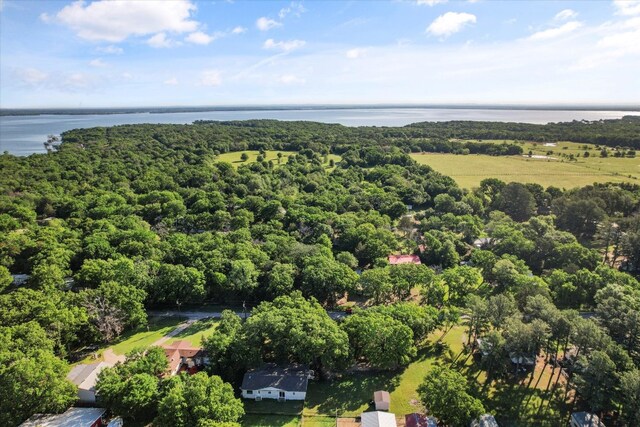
66, 362, 112, 403
241, 364, 313, 401
361, 411, 397, 427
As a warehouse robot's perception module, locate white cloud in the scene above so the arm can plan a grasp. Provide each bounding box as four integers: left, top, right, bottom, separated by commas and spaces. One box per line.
554, 9, 578, 21
164, 77, 179, 85
426, 12, 476, 38
43, 0, 199, 42
278, 74, 305, 84
199, 70, 222, 86
232, 26, 247, 34
96, 45, 123, 55
416, 0, 448, 5
263, 38, 306, 52
147, 32, 175, 48
186, 31, 214, 45
527, 21, 583, 41
256, 17, 281, 31
614, 0, 640, 16
346, 48, 366, 59
17, 68, 49, 85
89, 58, 107, 67
279, 2, 306, 19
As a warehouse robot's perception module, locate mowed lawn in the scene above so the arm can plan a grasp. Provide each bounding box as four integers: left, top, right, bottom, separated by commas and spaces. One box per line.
302, 325, 571, 426
410, 152, 638, 189
216, 150, 341, 170
166, 318, 219, 347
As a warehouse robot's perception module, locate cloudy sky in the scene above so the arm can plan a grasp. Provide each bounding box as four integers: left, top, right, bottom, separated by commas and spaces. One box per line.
1, 0, 639, 108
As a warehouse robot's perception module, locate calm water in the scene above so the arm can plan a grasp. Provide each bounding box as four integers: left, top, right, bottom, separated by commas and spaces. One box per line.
1, 108, 639, 156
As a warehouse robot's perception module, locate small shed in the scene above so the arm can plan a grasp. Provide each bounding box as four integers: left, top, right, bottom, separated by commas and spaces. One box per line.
373, 390, 390, 411
361, 411, 397, 427
570, 412, 606, 427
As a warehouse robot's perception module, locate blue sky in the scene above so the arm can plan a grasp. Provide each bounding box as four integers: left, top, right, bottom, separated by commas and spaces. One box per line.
1, 0, 639, 108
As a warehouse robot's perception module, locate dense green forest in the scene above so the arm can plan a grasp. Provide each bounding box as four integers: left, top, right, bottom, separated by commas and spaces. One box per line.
2, 119, 640, 426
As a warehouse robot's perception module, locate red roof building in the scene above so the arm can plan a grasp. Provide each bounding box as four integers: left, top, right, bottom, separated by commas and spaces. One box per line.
162, 340, 207, 376
388, 255, 421, 265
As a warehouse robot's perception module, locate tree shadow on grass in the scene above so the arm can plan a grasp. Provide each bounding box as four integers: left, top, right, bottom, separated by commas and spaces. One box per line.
305, 370, 401, 416
170, 318, 218, 340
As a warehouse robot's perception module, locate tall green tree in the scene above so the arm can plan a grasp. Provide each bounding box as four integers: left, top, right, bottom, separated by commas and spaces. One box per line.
418, 366, 485, 427
155, 373, 244, 427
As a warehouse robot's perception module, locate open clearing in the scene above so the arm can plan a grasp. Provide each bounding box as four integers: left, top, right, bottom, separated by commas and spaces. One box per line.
166, 318, 219, 346
411, 152, 638, 189
216, 150, 341, 170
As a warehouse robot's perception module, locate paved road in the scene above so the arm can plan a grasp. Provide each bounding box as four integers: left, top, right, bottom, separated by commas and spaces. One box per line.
148, 309, 347, 321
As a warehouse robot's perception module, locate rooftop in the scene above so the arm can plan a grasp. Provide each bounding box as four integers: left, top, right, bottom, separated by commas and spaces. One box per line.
66, 362, 111, 391
471, 414, 499, 427
361, 411, 397, 427
571, 412, 606, 427
374, 390, 390, 404
20, 407, 106, 427
405, 413, 438, 427
388, 254, 421, 265
241, 364, 313, 393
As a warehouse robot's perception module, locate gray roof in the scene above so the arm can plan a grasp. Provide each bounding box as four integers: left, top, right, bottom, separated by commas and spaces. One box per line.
571, 412, 605, 427
20, 407, 106, 427
66, 362, 111, 391
241, 364, 312, 392
471, 414, 499, 427
361, 411, 397, 427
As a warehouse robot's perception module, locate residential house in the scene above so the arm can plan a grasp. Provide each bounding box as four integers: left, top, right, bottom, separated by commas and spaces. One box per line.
405, 413, 437, 427
20, 407, 106, 427
388, 254, 421, 265
241, 364, 314, 401
66, 361, 112, 403
373, 390, 390, 411
361, 411, 397, 427
162, 340, 208, 376
570, 412, 606, 427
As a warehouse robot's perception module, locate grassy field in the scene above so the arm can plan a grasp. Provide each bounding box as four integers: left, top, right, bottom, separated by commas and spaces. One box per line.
302, 325, 571, 426
241, 414, 300, 427
75, 316, 186, 364
411, 151, 638, 189
216, 150, 341, 170
166, 318, 219, 347
110, 316, 185, 355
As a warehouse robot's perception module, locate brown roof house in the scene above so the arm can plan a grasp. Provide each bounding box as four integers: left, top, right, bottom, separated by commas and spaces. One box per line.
388, 255, 421, 265
373, 390, 391, 411
162, 340, 208, 376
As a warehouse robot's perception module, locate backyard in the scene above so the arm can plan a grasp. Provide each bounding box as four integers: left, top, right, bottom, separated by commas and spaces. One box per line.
240, 325, 573, 427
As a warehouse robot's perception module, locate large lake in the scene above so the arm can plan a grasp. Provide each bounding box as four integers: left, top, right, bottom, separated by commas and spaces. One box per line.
1, 107, 639, 156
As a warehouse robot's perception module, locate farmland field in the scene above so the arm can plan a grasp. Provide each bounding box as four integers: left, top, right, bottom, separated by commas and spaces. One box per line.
411, 149, 639, 189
